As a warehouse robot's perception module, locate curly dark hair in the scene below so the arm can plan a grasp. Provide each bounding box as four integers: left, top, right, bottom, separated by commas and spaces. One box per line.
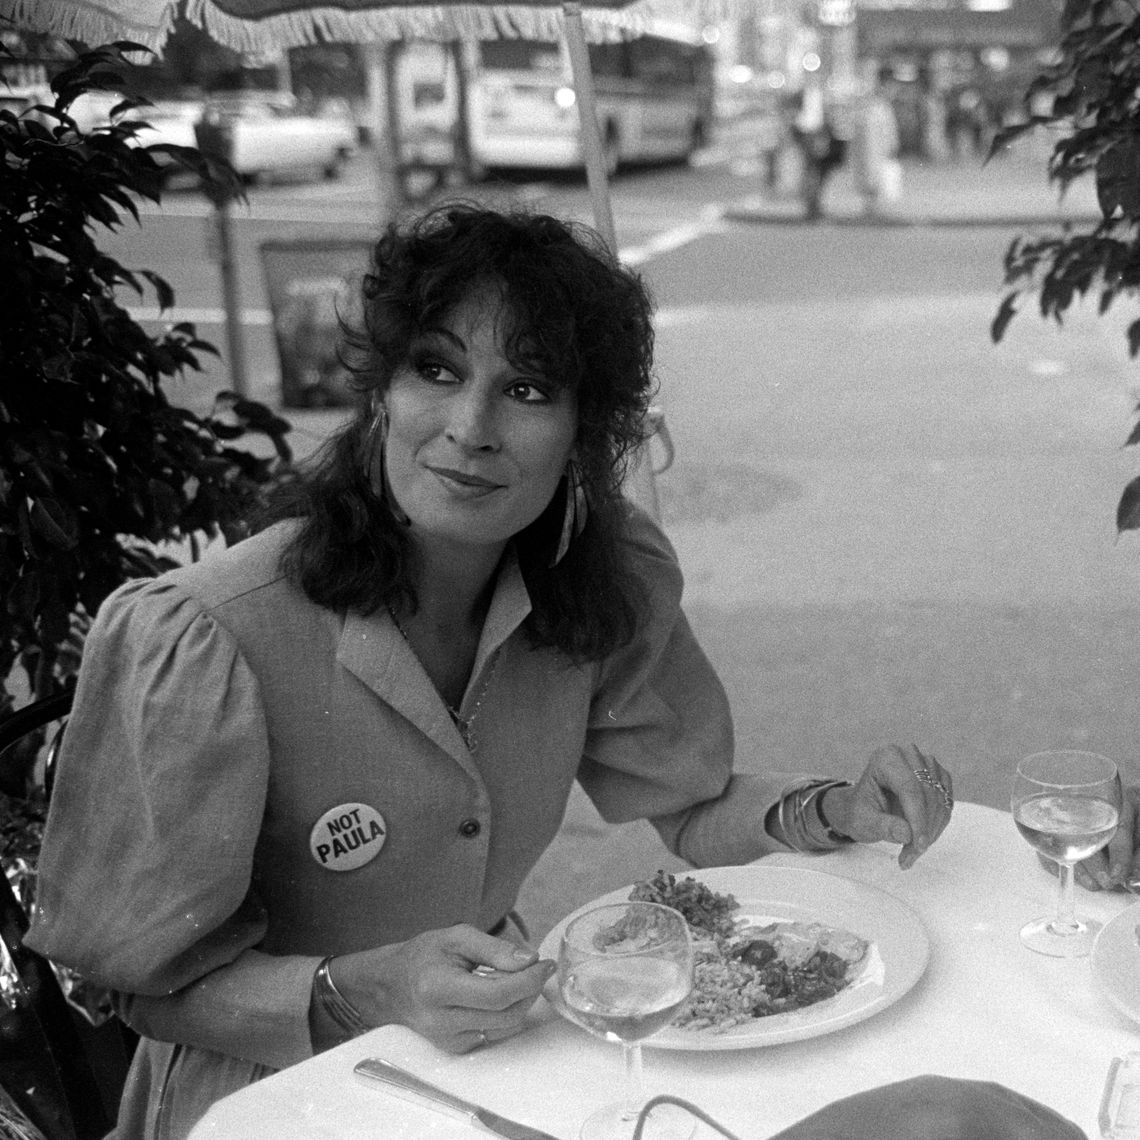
270, 201, 658, 661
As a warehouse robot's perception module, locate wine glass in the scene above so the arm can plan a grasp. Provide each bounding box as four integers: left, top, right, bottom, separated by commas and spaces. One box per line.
1011, 750, 1122, 957
557, 901, 695, 1140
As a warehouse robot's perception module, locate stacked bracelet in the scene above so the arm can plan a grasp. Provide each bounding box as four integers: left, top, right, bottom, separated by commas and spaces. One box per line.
802, 780, 855, 847
313, 956, 370, 1039
776, 779, 854, 851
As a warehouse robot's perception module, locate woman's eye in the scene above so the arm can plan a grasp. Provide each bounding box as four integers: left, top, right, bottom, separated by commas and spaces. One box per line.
415, 357, 457, 384
507, 380, 552, 404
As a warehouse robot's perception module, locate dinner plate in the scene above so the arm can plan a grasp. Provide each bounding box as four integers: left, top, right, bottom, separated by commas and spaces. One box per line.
539, 865, 929, 1051
1091, 903, 1140, 1026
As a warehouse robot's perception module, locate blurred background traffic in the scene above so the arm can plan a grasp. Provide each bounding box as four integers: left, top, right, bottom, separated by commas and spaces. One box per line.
1, 0, 1055, 203
0, 0, 1069, 417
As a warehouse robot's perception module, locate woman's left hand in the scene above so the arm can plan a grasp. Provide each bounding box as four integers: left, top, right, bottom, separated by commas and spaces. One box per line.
822, 744, 954, 870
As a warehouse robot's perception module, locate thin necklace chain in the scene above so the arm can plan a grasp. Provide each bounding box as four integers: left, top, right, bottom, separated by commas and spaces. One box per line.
385, 603, 498, 752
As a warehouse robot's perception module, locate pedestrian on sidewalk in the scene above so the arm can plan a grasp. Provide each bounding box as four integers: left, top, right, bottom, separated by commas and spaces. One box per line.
850, 63, 902, 219
25, 203, 1082, 1140
946, 85, 989, 157
790, 75, 845, 220
755, 94, 788, 194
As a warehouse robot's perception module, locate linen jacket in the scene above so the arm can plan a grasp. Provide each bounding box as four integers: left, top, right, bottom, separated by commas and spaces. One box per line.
27, 507, 799, 1138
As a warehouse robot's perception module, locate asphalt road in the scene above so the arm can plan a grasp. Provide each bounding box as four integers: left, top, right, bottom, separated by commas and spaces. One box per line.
100, 145, 1140, 940
528, 219, 1140, 940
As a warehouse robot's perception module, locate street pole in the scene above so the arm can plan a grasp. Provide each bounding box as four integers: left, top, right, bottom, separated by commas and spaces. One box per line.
362, 41, 403, 216
562, 1, 617, 251
195, 117, 249, 398
212, 202, 248, 398
561, 2, 665, 517
275, 48, 292, 96
451, 38, 475, 182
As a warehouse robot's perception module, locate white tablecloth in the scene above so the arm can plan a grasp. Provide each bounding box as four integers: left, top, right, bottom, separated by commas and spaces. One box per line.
189, 802, 1139, 1139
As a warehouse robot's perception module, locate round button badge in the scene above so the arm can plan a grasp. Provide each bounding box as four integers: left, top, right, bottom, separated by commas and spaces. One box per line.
309, 803, 387, 871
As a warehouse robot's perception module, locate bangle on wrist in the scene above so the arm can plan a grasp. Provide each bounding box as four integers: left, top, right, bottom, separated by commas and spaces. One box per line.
812, 780, 855, 845
777, 784, 801, 850
796, 782, 833, 849
775, 779, 854, 851
314, 956, 369, 1039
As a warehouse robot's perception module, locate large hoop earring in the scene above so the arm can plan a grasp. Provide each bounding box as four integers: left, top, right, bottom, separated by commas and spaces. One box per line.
550, 460, 588, 567
364, 403, 410, 527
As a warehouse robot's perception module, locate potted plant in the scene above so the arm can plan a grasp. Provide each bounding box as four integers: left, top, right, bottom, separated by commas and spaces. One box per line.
0, 35, 294, 890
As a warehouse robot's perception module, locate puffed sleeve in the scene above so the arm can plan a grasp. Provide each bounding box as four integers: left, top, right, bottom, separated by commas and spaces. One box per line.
25, 577, 318, 1069
578, 508, 808, 867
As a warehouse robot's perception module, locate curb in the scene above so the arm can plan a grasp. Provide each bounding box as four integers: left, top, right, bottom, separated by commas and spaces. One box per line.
720, 196, 1103, 231
720, 204, 1106, 230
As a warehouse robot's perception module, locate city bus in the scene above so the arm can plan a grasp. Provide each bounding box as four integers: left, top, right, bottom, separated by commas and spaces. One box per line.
396, 27, 715, 177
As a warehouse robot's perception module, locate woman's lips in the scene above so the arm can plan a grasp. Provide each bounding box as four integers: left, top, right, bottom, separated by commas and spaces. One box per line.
428, 466, 502, 497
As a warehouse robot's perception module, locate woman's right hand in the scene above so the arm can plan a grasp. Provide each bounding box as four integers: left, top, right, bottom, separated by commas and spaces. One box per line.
769, 1075, 1087, 1140
1048, 783, 1140, 892
328, 924, 556, 1053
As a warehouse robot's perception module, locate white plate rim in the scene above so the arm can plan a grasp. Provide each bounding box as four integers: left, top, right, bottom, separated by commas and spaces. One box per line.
539, 865, 930, 1051
1092, 902, 1140, 1026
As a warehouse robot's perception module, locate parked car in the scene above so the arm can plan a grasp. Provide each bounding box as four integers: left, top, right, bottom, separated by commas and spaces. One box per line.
66, 90, 357, 185
133, 98, 201, 149
0, 81, 53, 122
191, 92, 357, 183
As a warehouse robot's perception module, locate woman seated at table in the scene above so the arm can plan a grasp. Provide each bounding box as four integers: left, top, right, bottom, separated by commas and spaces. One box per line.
26, 203, 1078, 1140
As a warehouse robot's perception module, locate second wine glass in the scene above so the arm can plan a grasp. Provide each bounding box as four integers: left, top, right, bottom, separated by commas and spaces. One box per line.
1011, 749, 1122, 957
557, 901, 694, 1140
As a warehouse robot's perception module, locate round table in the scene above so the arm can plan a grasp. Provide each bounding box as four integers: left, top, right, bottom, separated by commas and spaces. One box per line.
190, 802, 1137, 1139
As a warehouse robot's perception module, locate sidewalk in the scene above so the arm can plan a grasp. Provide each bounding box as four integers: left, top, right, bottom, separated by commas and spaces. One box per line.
513, 139, 1133, 941
720, 135, 1104, 228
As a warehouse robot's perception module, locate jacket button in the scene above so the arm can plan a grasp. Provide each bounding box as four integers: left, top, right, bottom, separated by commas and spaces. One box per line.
458, 818, 481, 838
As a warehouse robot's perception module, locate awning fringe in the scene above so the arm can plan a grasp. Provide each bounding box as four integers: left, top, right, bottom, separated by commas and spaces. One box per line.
0, 0, 725, 53
185, 0, 656, 47
0, 0, 176, 51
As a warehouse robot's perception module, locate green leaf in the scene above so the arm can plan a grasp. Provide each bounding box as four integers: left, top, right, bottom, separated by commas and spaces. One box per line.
1116, 475, 1140, 533
1095, 135, 1140, 219
41, 354, 73, 381
991, 293, 1019, 343
7, 574, 40, 623
29, 498, 79, 551
39, 586, 73, 646
141, 270, 175, 312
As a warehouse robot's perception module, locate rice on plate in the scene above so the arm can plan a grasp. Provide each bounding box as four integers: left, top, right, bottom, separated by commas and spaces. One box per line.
630, 870, 870, 1033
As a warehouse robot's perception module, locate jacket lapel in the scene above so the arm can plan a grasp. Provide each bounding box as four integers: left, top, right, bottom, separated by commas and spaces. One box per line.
337, 609, 469, 766
468, 546, 531, 687
334, 548, 533, 767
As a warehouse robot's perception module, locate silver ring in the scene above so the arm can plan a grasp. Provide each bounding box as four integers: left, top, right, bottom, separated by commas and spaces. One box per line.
914, 767, 953, 810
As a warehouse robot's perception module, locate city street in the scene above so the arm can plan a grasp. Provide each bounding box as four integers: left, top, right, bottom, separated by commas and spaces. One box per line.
102, 143, 1140, 938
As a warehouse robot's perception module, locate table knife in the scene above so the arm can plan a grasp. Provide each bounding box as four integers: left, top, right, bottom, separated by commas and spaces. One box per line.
354, 1057, 561, 1140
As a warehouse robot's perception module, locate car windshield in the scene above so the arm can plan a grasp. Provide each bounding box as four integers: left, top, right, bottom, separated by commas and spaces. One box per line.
479, 40, 562, 72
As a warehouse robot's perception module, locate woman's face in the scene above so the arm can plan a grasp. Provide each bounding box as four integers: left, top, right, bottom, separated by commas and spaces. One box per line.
382, 283, 578, 555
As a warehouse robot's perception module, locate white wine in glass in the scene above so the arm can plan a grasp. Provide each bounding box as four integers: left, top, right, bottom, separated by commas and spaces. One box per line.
558, 902, 694, 1140
1011, 750, 1122, 957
